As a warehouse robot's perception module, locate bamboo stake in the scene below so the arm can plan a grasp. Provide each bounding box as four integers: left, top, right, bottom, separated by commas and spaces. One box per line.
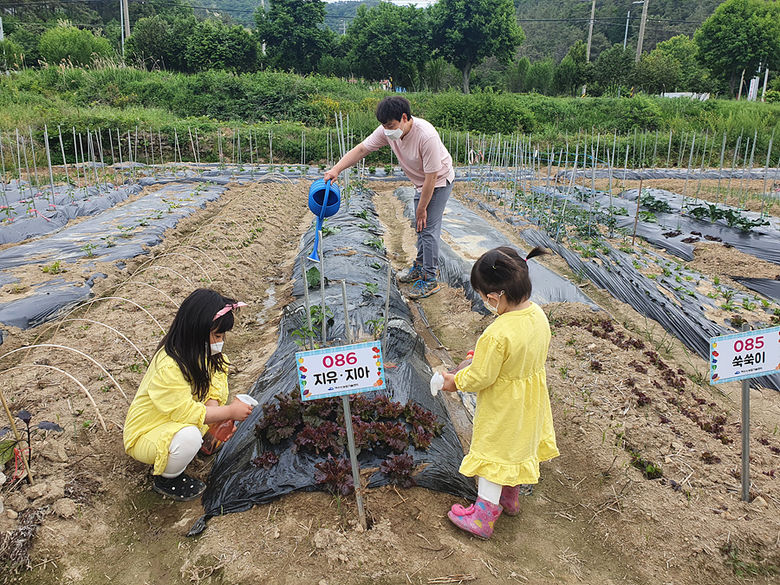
726, 131, 743, 200
21, 133, 38, 213
741, 129, 758, 206
0, 386, 33, 484
632, 178, 643, 247
382, 262, 391, 348
319, 230, 326, 344
760, 130, 774, 218
72, 128, 84, 196
96, 128, 107, 188
694, 130, 709, 203
174, 128, 182, 165
108, 126, 115, 167
43, 125, 56, 204
302, 259, 313, 350
682, 131, 696, 200
28, 127, 41, 192
0, 131, 9, 208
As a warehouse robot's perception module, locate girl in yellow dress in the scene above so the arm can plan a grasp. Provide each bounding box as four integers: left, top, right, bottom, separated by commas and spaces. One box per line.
123, 289, 253, 501
442, 246, 559, 539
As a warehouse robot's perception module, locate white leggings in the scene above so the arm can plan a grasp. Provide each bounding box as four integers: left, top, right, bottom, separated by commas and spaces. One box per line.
478, 476, 502, 505
161, 426, 202, 478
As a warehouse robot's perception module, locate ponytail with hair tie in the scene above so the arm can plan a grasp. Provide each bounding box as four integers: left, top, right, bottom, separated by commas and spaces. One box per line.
470, 246, 551, 305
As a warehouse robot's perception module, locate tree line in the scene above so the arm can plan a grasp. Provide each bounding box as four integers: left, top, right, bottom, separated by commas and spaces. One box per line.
0, 0, 778, 99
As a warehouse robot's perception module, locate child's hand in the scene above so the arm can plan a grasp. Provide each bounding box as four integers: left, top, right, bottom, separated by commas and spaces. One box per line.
229, 398, 254, 421
441, 372, 458, 392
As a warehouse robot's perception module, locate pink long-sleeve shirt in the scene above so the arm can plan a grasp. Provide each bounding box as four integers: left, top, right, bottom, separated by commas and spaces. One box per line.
362, 117, 454, 190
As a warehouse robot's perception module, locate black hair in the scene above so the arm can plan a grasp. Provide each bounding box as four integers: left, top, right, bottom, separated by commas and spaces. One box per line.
156, 288, 238, 401
376, 96, 412, 125
470, 246, 549, 304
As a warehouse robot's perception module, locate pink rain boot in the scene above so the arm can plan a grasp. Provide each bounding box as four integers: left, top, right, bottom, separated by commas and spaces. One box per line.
447, 497, 502, 539
499, 485, 521, 516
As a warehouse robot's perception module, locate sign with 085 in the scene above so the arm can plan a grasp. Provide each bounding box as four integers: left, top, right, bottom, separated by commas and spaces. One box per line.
710, 326, 780, 384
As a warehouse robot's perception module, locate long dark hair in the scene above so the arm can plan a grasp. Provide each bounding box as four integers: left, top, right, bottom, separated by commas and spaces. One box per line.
470, 246, 549, 304
157, 289, 237, 401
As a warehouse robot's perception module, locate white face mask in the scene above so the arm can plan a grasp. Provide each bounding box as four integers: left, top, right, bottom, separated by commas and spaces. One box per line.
384, 127, 403, 141
484, 292, 503, 315
209, 341, 224, 355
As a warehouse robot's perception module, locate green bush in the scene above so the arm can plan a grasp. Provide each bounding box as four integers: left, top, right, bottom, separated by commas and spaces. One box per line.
612, 96, 664, 132
423, 91, 534, 133
38, 26, 113, 67
0, 39, 24, 70
766, 90, 780, 104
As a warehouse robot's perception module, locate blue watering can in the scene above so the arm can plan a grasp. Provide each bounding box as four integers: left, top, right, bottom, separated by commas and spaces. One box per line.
307, 179, 341, 262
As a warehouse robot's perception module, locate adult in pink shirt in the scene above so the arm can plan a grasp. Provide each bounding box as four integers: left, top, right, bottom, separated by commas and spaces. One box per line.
324, 97, 454, 299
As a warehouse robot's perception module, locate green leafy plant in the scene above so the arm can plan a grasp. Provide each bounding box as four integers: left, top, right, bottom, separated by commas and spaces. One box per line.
306, 267, 323, 290
365, 236, 384, 251
321, 222, 341, 237
640, 192, 672, 214
116, 224, 134, 238
41, 260, 63, 275
363, 282, 379, 295
128, 363, 144, 374
365, 317, 386, 339
81, 243, 97, 258
309, 305, 333, 328
291, 325, 317, 348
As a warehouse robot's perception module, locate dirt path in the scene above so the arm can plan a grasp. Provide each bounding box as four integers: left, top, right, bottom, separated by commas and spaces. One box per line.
1, 179, 778, 584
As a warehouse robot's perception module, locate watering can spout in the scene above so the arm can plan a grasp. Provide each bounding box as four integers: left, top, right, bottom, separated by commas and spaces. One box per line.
308, 217, 324, 262
307, 179, 341, 263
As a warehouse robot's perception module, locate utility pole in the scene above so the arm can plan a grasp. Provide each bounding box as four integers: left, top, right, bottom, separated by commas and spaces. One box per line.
623, 10, 631, 48
585, 0, 596, 62
0, 16, 4, 41
119, 0, 125, 56
122, 0, 131, 41
582, 0, 596, 97
635, 0, 649, 62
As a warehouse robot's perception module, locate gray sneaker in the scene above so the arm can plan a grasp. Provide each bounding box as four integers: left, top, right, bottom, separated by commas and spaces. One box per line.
398, 264, 424, 283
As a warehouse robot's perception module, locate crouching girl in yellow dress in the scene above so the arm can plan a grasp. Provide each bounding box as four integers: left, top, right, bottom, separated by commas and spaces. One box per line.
123, 289, 253, 501
442, 246, 559, 539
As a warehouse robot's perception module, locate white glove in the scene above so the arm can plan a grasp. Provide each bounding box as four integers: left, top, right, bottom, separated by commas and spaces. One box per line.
430, 372, 444, 397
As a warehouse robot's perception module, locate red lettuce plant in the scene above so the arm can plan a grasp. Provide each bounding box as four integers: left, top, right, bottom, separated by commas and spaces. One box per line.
380, 453, 416, 488
314, 455, 354, 495
255, 391, 303, 444
294, 421, 344, 456
252, 451, 279, 469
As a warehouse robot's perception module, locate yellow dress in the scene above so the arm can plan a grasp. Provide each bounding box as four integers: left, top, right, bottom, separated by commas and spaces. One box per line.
454, 302, 559, 486
123, 350, 229, 475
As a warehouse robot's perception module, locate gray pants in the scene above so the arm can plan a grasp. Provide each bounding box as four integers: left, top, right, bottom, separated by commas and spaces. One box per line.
414, 181, 452, 280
